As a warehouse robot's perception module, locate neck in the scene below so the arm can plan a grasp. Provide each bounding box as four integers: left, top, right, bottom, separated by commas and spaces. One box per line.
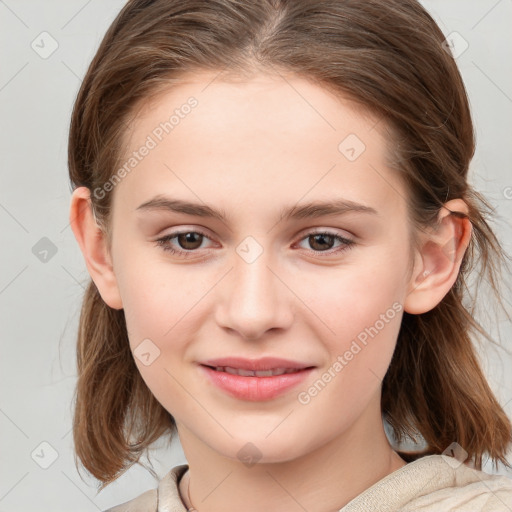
177, 401, 406, 512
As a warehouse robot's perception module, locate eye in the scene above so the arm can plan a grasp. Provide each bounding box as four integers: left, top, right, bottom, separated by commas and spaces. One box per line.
155, 230, 214, 258
155, 229, 355, 259
295, 231, 355, 256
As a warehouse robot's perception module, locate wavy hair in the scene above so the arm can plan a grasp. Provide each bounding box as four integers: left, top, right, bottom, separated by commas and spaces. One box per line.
67, 0, 512, 486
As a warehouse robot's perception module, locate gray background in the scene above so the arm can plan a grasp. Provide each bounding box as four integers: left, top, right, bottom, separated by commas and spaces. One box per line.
1, 1, 511, 510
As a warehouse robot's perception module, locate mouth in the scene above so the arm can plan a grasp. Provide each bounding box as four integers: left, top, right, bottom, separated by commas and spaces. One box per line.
200, 356, 314, 372
202, 365, 309, 377
198, 357, 316, 401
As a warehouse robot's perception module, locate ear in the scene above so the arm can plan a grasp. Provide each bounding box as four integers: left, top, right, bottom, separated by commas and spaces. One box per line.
69, 187, 123, 310
404, 199, 472, 314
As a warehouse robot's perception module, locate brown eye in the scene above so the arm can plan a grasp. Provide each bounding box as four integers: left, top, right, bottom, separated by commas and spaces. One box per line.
176, 232, 204, 250
308, 233, 336, 251
296, 231, 355, 257
155, 230, 213, 257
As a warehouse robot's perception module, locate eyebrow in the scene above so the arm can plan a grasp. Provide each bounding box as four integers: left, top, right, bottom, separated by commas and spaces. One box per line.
135, 195, 378, 222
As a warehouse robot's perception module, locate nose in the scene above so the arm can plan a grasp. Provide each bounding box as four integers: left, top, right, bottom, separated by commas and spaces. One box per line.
214, 249, 294, 340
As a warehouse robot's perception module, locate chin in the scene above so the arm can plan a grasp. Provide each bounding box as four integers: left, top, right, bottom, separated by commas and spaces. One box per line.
210, 433, 310, 467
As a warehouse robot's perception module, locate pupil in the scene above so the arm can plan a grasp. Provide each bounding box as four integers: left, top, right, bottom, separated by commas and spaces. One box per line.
310, 234, 333, 251
179, 232, 202, 250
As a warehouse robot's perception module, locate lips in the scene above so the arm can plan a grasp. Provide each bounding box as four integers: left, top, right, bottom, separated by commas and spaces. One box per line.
198, 356, 316, 401
211, 366, 302, 377
200, 356, 314, 372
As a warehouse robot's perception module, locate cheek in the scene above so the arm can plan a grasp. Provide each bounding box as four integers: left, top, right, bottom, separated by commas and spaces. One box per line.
113, 250, 184, 350
298, 300, 403, 429
116, 257, 194, 412
302, 257, 406, 339
294, 251, 406, 403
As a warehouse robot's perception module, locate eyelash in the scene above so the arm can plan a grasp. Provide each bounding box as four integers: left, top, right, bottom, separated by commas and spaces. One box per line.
155, 229, 355, 259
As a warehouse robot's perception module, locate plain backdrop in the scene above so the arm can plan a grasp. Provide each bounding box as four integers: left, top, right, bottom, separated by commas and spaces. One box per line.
1, 1, 511, 510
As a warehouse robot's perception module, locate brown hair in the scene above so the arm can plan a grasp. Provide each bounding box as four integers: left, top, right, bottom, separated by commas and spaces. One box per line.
68, 0, 512, 487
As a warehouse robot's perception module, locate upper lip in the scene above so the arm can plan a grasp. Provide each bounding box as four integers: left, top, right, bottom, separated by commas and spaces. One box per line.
200, 357, 315, 371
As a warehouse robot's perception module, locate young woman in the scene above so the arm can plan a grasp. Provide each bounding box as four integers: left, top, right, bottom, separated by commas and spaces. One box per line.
68, 0, 512, 510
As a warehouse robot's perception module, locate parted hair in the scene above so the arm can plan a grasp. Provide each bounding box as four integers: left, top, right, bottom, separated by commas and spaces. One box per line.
68, 0, 512, 486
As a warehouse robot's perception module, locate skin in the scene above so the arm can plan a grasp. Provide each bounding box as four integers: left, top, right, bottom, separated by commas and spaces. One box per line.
70, 70, 471, 511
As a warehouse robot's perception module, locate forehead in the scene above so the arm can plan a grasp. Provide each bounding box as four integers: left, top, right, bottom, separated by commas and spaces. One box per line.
128, 69, 381, 146
114, 70, 405, 219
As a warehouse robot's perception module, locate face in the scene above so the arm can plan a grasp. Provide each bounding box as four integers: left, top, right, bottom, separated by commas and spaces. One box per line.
107, 70, 414, 463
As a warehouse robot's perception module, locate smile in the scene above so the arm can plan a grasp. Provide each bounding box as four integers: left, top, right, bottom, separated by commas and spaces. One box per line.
199, 364, 315, 401
209, 366, 304, 377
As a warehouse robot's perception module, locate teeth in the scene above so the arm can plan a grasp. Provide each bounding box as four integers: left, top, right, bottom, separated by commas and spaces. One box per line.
214, 366, 301, 377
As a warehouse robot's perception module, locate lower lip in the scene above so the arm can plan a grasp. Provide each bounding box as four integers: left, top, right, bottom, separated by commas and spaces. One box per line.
199, 365, 315, 401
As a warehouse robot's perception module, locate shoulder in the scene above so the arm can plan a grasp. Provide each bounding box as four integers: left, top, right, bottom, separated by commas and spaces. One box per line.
403, 457, 512, 512
102, 464, 189, 512
342, 455, 512, 512
103, 488, 157, 512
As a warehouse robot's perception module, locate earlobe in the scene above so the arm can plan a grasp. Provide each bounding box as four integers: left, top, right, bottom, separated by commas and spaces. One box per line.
404, 199, 472, 315
69, 187, 123, 310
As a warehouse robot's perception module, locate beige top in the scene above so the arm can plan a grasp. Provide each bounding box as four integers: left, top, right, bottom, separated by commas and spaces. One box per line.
103, 455, 512, 512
